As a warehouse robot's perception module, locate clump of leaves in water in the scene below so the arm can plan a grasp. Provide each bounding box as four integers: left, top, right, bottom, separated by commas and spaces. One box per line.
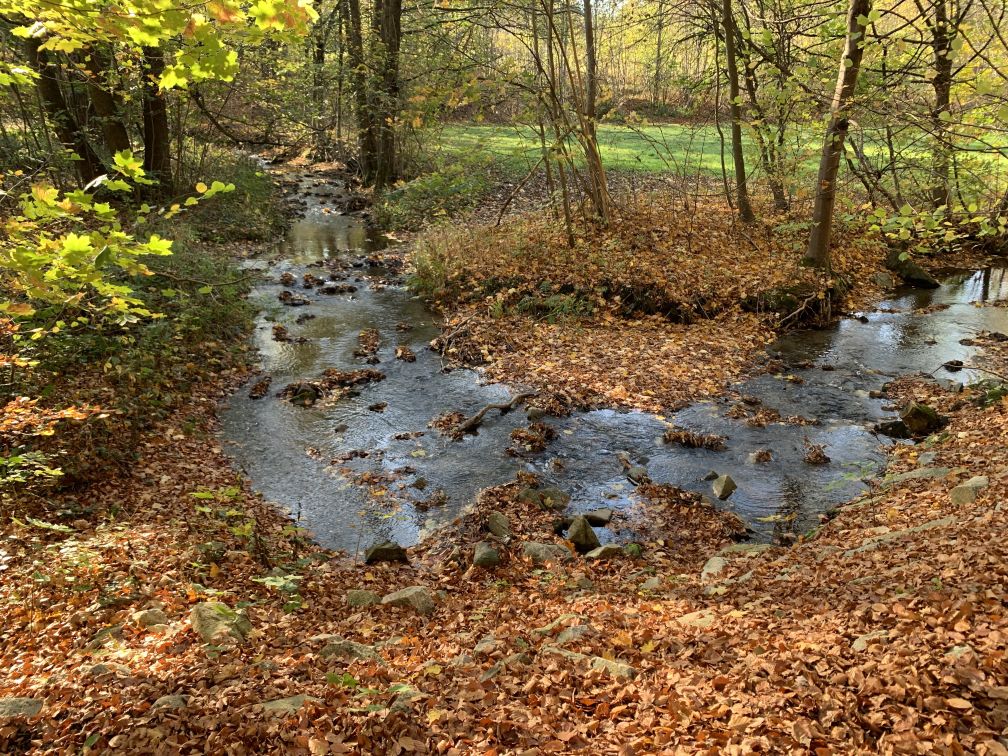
802, 437, 830, 465
507, 422, 557, 455
662, 427, 727, 451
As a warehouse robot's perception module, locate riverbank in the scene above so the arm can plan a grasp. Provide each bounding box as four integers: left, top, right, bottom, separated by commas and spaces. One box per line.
408, 192, 997, 413
0, 326, 1004, 753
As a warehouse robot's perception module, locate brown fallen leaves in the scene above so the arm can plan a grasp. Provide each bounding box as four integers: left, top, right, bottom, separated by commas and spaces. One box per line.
2, 339, 1008, 754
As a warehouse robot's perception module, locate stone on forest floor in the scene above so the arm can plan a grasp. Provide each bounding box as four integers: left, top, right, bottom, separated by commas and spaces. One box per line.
701, 556, 729, 581
472, 541, 500, 568
640, 576, 662, 591
712, 474, 737, 500
261, 694, 320, 714
852, 630, 889, 652
567, 516, 601, 553
86, 662, 131, 677
133, 608, 168, 627
584, 544, 623, 560
320, 638, 381, 661
153, 694, 188, 710
522, 541, 574, 564
844, 516, 958, 556
571, 572, 594, 590
950, 476, 989, 505
190, 602, 252, 644
364, 540, 408, 564
882, 467, 951, 488
590, 656, 637, 680
346, 589, 381, 608
555, 624, 595, 647
676, 610, 716, 629
0, 697, 42, 719
485, 511, 511, 538
381, 586, 436, 615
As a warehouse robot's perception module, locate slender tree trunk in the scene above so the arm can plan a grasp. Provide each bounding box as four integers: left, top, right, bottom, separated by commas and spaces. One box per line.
24, 37, 101, 185
580, 0, 608, 221
653, 0, 665, 106
141, 47, 172, 195
722, 0, 754, 222
805, 0, 872, 268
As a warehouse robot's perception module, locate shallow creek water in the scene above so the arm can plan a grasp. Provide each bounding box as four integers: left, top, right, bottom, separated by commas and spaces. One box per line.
220, 178, 1008, 552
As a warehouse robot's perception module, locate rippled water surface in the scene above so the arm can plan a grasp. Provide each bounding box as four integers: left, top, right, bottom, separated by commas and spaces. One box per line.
220, 180, 1008, 551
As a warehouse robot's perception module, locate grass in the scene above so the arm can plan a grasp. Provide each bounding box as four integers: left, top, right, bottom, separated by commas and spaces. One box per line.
433, 122, 816, 177
433, 122, 1008, 188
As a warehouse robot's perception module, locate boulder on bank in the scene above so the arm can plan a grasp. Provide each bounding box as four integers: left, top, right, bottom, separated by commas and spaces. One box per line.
585, 544, 623, 560
381, 586, 435, 615
473, 541, 501, 568
485, 511, 511, 538
518, 486, 571, 511
885, 249, 939, 289
567, 516, 601, 554
364, 540, 408, 564
900, 402, 946, 436
523, 541, 574, 565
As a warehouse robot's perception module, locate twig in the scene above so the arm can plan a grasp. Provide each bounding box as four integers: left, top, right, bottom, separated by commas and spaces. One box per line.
495, 155, 546, 226
458, 391, 536, 434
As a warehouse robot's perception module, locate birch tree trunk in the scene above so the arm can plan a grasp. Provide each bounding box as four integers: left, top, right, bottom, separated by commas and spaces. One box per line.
805, 0, 872, 268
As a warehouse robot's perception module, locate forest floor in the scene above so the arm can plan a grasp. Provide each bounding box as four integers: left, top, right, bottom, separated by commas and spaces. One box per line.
1, 163, 1007, 754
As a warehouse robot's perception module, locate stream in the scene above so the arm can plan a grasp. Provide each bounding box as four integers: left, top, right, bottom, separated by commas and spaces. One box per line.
220, 175, 1008, 552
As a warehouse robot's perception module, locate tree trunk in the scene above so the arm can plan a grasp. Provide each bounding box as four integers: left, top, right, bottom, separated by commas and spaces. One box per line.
580, 0, 608, 222
84, 46, 131, 158
372, 0, 402, 190
929, 0, 953, 209
344, 0, 378, 180
24, 37, 102, 185
141, 47, 172, 195
722, 0, 755, 222
805, 0, 872, 268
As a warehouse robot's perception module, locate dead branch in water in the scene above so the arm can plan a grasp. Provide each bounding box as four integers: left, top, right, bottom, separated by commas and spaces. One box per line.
458, 391, 536, 434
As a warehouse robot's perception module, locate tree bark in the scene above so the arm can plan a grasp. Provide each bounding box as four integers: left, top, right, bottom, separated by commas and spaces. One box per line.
84, 46, 131, 158
343, 0, 378, 180
580, 0, 608, 222
372, 0, 402, 190
722, 0, 755, 222
929, 0, 953, 208
24, 37, 102, 185
141, 47, 172, 195
805, 0, 872, 268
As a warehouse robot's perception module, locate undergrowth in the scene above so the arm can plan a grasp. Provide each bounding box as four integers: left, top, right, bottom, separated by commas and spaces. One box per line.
409, 195, 886, 323
2, 152, 273, 498
374, 156, 493, 231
